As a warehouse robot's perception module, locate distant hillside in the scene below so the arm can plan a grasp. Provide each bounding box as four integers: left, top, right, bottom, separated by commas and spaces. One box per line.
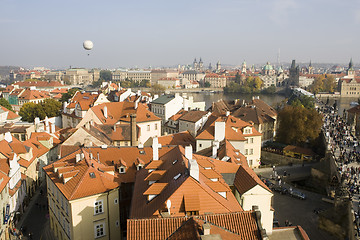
0, 66, 20, 81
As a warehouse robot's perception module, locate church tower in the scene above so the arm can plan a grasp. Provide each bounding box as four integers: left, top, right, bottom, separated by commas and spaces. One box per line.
308, 60, 314, 74
347, 58, 355, 78
241, 61, 247, 74
193, 58, 198, 70
199, 58, 203, 70
216, 61, 221, 72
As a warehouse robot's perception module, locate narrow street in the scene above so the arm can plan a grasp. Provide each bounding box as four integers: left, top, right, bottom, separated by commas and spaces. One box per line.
14, 183, 56, 240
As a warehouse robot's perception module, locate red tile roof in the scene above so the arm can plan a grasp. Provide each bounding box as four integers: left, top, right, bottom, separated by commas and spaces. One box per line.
234, 165, 271, 195
127, 211, 261, 240
130, 146, 242, 219
196, 114, 261, 141
90, 102, 160, 124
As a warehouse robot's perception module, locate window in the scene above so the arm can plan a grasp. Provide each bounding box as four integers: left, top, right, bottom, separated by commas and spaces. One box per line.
245, 149, 248, 155
114, 198, 118, 204
250, 149, 253, 155
250, 138, 254, 143
119, 166, 125, 173
94, 200, 103, 215
155, 124, 158, 130
95, 222, 105, 238
147, 125, 150, 131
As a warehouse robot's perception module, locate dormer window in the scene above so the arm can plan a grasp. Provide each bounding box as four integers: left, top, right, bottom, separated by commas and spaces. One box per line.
137, 164, 143, 171
119, 166, 126, 174
243, 127, 252, 134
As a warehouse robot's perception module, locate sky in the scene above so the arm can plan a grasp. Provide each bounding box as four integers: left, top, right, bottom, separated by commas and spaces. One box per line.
1, 0, 360, 69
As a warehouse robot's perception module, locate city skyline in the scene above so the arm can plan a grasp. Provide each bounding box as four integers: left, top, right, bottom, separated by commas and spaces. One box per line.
1, 0, 360, 69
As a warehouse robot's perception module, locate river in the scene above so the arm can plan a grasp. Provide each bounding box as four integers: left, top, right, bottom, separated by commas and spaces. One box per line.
186, 92, 286, 110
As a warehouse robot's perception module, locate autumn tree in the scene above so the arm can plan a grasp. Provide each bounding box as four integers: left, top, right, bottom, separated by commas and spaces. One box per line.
151, 83, 165, 95
276, 106, 323, 145
308, 74, 337, 93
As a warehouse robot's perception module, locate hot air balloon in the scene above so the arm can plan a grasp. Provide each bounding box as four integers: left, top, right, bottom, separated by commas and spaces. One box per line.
83, 40, 93, 55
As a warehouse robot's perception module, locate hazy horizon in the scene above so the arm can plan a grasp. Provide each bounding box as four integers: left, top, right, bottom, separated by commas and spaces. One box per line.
1, 0, 360, 69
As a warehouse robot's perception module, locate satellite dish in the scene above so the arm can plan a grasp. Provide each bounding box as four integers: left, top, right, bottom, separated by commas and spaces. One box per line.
83, 40, 93, 50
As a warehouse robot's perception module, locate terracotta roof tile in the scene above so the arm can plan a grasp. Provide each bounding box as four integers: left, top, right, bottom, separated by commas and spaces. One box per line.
127, 211, 262, 240
143, 183, 168, 195
234, 165, 271, 195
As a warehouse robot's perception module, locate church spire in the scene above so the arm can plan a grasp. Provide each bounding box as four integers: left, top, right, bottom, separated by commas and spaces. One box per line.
349, 58, 354, 70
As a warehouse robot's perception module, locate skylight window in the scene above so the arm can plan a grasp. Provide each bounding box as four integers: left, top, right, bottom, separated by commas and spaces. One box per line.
174, 173, 181, 180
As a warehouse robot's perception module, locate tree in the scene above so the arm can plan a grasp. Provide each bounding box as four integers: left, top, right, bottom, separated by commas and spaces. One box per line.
323, 75, 336, 93
276, 106, 323, 145
0, 98, 12, 110
100, 70, 112, 82
120, 80, 131, 88
261, 85, 276, 94
151, 84, 165, 95
19, 102, 46, 122
288, 94, 315, 109
204, 82, 211, 87
92, 78, 103, 88
308, 74, 336, 94
139, 79, 151, 88
41, 99, 62, 117
60, 88, 80, 103
19, 99, 62, 122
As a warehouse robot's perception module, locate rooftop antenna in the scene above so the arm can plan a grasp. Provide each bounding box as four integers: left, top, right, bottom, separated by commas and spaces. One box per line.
277, 48, 280, 66
166, 199, 171, 215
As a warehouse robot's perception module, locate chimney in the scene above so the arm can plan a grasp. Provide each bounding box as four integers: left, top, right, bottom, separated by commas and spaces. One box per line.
189, 159, 199, 181
103, 106, 108, 119
130, 114, 138, 146
152, 137, 160, 161
45, 116, 49, 127
4, 132, 12, 143
214, 121, 225, 142
203, 223, 211, 236
212, 140, 219, 158
118, 83, 121, 91
51, 124, 55, 133
75, 154, 81, 163
63, 102, 68, 113
134, 101, 138, 110
185, 145, 192, 160
183, 98, 189, 111
34, 117, 40, 125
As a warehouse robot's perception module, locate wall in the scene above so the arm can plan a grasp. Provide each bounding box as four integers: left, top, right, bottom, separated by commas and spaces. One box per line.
70, 190, 120, 240
238, 185, 273, 234
137, 121, 161, 144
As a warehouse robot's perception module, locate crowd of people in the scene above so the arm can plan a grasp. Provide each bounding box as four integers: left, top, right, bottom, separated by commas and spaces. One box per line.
319, 102, 360, 236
